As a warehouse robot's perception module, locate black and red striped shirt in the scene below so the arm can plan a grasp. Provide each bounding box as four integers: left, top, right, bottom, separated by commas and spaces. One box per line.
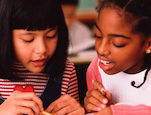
0, 59, 79, 102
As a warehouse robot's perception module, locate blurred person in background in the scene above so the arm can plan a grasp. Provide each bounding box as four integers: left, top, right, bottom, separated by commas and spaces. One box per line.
60, 0, 93, 55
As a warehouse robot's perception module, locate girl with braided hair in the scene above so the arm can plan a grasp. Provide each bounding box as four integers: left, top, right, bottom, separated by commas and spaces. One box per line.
84, 0, 151, 114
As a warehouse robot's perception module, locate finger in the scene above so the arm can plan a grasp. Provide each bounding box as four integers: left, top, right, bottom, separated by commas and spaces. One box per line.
85, 101, 102, 112
16, 106, 35, 115
16, 99, 41, 115
84, 94, 107, 110
52, 101, 82, 115
65, 107, 85, 115
45, 101, 56, 113
93, 107, 113, 115
93, 81, 106, 93
106, 90, 113, 106
106, 90, 111, 100
87, 89, 108, 104
51, 95, 76, 113
45, 94, 70, 113
16, 92, 44, 111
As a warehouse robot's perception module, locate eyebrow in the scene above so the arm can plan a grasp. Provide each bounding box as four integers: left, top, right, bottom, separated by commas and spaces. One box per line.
95, 23, 131, 39
95, 23, 101, 32
108, 34, 130, 39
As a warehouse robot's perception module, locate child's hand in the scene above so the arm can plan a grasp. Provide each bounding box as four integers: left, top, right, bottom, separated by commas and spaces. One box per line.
84, 81, 112, 113
45, 94, 85, 115
93, 107, 113, 115
0, 91, 44, 115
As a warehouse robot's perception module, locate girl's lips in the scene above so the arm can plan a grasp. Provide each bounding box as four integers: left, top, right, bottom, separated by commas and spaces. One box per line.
99, 59, 115, 71
31, 59, 46, 67
101, 60, 112, 65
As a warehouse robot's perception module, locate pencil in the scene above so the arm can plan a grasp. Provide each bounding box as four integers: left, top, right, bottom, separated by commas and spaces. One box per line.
41, 111, 53, 115
101, 90, 106, 97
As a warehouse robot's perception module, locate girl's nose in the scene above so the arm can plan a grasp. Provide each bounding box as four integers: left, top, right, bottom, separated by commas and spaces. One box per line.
96, 40, 110, 56
35, 39, 47, 54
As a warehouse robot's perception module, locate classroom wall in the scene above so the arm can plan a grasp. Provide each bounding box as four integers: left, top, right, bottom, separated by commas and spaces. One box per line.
77, 0, 97, 11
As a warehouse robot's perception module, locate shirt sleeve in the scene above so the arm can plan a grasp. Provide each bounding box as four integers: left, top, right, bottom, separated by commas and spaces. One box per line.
86, 62, 94, 91
86, 56, 102, 91
111, 104, 151, 115
61, 59, 79, 102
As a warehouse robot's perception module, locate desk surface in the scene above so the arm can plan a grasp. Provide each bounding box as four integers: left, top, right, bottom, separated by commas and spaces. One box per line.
68, 56, 94, 64
68, 50, 97, 64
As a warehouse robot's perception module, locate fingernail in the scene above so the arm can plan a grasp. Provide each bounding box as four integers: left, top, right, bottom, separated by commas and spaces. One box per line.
103, 98, 108, 104
101, 88, 106, 92
101, 104, 106, 109
97, 107, 102, 111
41, 107, 44, 111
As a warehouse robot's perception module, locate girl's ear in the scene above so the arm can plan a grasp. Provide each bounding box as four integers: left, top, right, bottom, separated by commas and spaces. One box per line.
145, 36, 151, 54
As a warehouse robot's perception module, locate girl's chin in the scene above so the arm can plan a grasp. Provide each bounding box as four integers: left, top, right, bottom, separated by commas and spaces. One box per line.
27, 67, 45, 73
103, 70, 118, 75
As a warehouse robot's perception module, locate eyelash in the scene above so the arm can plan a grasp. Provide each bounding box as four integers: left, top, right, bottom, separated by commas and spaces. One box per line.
112, 43, 125, 48
94, 34, 102, 39
24, 39, 34, 43
46, 33, 57, 39
23, 32, 57, 43
94, 34, 125, 48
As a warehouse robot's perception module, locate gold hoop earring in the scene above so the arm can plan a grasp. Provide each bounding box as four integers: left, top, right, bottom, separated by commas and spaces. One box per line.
146, 49, 151, 54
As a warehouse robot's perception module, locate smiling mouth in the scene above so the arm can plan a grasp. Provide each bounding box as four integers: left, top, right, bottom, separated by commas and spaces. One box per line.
101, 60, 113, 65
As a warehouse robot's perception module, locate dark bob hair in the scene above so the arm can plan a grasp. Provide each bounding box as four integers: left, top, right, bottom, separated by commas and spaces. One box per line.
0, 0, 69, 81
60, 0, 79, 5
97, 0, 151, 70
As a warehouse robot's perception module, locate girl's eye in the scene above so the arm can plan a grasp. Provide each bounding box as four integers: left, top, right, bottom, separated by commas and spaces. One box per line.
94, 34, 102, 39
23, 39, 34, 43
46, 32, 57, 39
112, 43, 125, 48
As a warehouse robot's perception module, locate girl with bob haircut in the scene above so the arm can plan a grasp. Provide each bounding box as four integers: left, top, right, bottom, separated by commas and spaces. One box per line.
0, 0, 85, 115
84, 0, 151, 115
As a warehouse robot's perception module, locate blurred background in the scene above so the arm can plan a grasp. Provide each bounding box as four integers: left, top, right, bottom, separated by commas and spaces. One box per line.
77, 0, 97, 29
78, 0, 96, 10
61, 0, 98, 105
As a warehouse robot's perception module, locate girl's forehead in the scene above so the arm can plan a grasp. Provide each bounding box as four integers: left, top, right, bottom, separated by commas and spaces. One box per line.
98, 6, 136, 30
96, 7, 139, 39
99, 6, 126, 19
98, 7, 125, 26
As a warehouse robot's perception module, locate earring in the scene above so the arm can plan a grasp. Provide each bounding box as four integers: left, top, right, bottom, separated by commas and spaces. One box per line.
146, 49, 151, 54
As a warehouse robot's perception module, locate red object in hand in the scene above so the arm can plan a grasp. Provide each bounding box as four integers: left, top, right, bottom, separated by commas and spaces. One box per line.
14, 85, 34, 92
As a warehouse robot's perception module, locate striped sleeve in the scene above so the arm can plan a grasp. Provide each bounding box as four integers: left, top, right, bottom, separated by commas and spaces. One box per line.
61, 59, 79, 102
